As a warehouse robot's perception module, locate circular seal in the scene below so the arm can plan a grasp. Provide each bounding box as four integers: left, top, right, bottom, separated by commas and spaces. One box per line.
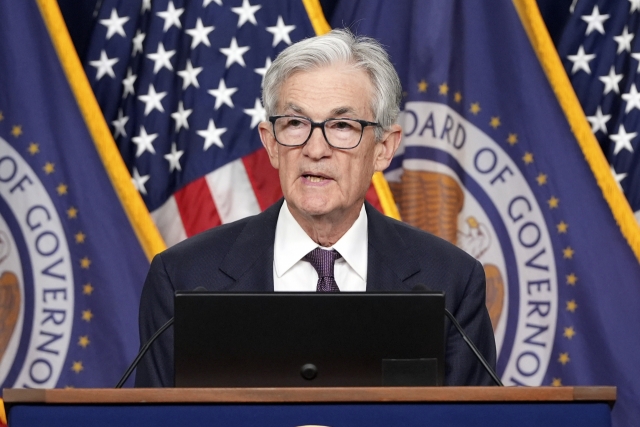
0, 137, 74, 388
388, 101, 558, 386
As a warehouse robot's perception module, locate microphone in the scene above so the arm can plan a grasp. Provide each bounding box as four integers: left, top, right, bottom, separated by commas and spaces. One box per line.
413, 284, 503, 386
115, 287, 207, 388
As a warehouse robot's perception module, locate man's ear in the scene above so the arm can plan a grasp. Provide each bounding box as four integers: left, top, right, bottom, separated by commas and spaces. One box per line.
374, 124, 402, 172
258, 121, 280, 169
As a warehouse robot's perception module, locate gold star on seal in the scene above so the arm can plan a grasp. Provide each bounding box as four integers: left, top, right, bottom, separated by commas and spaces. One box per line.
28, 142, 39, 155
566, 300, 578, 313
522, 152, 534, 164
0, 111, 4, 121
43, 162, 55, 174
75, 231, 86, 244
418, 80, 428, 92
548, 196, 559, 208
78, 336, 90, 348
552, 378, 562, 387
56, 183, 68, 195
558, 352, 570, 365
80, 257, 91, 269
11, 125, 22, 137
507, 133, 518, 145
454, 92, 462, 103
563, 327, 576, 339
83, 283, 94, 295
536, 173, 547, 185
82, 309, 93, 322
566, 273, 578, 285
557, 221, 568, 233
470, 102, 481, 115
489, 116, 501, 129
67, 206, 78, 218
563, 247, 575, 259
439, 82, 449, 95
71, 361, 84, 373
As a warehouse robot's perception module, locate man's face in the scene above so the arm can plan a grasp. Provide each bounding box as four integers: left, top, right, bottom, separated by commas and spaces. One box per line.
259, 65, 401, 225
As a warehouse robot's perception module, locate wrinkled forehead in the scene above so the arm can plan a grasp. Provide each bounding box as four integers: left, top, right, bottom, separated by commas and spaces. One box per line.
275, 64, 375, 118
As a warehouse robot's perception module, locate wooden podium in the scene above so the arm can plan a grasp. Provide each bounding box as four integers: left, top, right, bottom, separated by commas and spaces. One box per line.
3, 386, 615, 427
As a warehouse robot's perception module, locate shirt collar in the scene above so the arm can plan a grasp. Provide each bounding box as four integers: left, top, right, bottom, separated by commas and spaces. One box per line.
274, 201, 368, 281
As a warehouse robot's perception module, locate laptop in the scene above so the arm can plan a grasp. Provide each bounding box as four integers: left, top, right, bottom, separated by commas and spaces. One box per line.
174, 292, 445, 387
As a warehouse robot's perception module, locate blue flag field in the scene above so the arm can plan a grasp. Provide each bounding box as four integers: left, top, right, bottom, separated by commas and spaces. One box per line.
0, 0, 164, 388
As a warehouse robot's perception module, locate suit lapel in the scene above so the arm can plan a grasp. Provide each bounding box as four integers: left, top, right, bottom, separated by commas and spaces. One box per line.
365, 202, 421, 292
219, 199, 283, 292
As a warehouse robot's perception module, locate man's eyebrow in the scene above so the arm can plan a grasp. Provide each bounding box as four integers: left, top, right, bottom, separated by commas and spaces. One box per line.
330, 107, 357, 117
283, 103, 304, 114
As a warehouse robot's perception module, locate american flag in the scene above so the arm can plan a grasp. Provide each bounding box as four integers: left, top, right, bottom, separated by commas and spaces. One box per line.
557, 0, 640, 222
84, 0, 389, 247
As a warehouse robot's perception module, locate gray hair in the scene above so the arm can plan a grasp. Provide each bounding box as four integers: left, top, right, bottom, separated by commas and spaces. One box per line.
262, 28, 402, 141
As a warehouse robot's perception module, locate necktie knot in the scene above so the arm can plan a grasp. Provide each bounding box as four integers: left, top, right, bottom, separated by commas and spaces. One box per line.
304, 247, 341, 292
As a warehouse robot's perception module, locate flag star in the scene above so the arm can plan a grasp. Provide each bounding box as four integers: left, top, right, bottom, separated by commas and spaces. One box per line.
132, 30, 146, 56
622, 84, 640, 113
598, 66, 622, 95
111, 109, 129, 138
208, 79, 238, 109
631, 0, 640, 13
231, 0, 262, 27
611, 165, 627, 190
177, 59, 203, 89
171, 101, 192, 132
266, 16, 296, 47
138, 84, 167, 115
203, 0, 222, 6
614, 26, 634, 54
581, 5, 609, 35
89, 50, 118, 80
157, 0, 184, 32
587, 106, 611, 134
147, 42, 175, 74
219, 37, 250, 68
121, 68, 137, 98
186, 18, 214, 49
632, 52, 640, 72
198, 119, 227, 150
254, 57, 272, 87
131, 167, 150, 195
141, 0, 151, 12
610, 124, 636, 155
243, 98, 266, 129
99, 8, 129, 39
164, 143, 184, 172
132, 126, 159, 157
567, 45, 596, 74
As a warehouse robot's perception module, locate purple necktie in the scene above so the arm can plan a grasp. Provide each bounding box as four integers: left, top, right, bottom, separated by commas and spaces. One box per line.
304, 248, 341, 292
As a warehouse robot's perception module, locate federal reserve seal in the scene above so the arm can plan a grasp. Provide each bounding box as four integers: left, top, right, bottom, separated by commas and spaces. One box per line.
387, 102, 558, 386
0, 137, 74, 388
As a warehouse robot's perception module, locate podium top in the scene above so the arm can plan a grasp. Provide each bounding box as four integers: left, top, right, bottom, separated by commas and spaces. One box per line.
3, 386, 616, 406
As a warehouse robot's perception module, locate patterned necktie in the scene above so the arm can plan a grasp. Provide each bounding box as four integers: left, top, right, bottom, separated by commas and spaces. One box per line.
304, 247, 341, 292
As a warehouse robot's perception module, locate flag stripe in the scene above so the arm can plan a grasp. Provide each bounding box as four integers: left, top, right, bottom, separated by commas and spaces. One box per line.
150, 196, 188, 248
205, 159, 262, 223
174, 177, 221, 237
513, 0, 640, 262
242, 148, 284, 211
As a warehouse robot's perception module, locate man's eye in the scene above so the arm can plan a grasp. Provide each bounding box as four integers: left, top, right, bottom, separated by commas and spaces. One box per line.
331, 120, 356, 131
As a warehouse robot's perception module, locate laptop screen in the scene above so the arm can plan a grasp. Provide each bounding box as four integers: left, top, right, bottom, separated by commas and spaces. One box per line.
174, 292, 445, 387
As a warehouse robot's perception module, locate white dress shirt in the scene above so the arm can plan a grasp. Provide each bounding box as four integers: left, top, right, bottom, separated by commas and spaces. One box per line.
273, 200, 368, 292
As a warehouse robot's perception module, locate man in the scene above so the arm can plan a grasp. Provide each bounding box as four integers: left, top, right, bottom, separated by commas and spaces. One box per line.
135, 29, 496, 387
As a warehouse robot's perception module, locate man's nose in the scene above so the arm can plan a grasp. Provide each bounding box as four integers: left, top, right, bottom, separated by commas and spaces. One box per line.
302, 126, 332, 158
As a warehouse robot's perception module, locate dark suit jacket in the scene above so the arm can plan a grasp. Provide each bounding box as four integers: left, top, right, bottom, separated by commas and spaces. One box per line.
135, 199, 496, 387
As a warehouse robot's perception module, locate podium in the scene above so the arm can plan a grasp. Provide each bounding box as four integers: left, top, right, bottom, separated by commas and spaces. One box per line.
4, 386, 615, 427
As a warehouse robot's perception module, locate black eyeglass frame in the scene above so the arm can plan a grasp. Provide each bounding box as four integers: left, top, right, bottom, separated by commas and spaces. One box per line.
268, 115, 381, 150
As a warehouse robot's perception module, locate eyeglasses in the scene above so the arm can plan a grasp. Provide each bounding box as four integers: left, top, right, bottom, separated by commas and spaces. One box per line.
268, 115, 380, 150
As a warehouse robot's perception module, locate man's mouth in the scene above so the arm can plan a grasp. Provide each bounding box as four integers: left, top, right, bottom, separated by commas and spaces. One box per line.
302, 173, 330, 183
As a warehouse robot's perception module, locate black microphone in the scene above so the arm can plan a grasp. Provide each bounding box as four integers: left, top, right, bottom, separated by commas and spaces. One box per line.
115, 287, 207, 388
413, 284, 503, 386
